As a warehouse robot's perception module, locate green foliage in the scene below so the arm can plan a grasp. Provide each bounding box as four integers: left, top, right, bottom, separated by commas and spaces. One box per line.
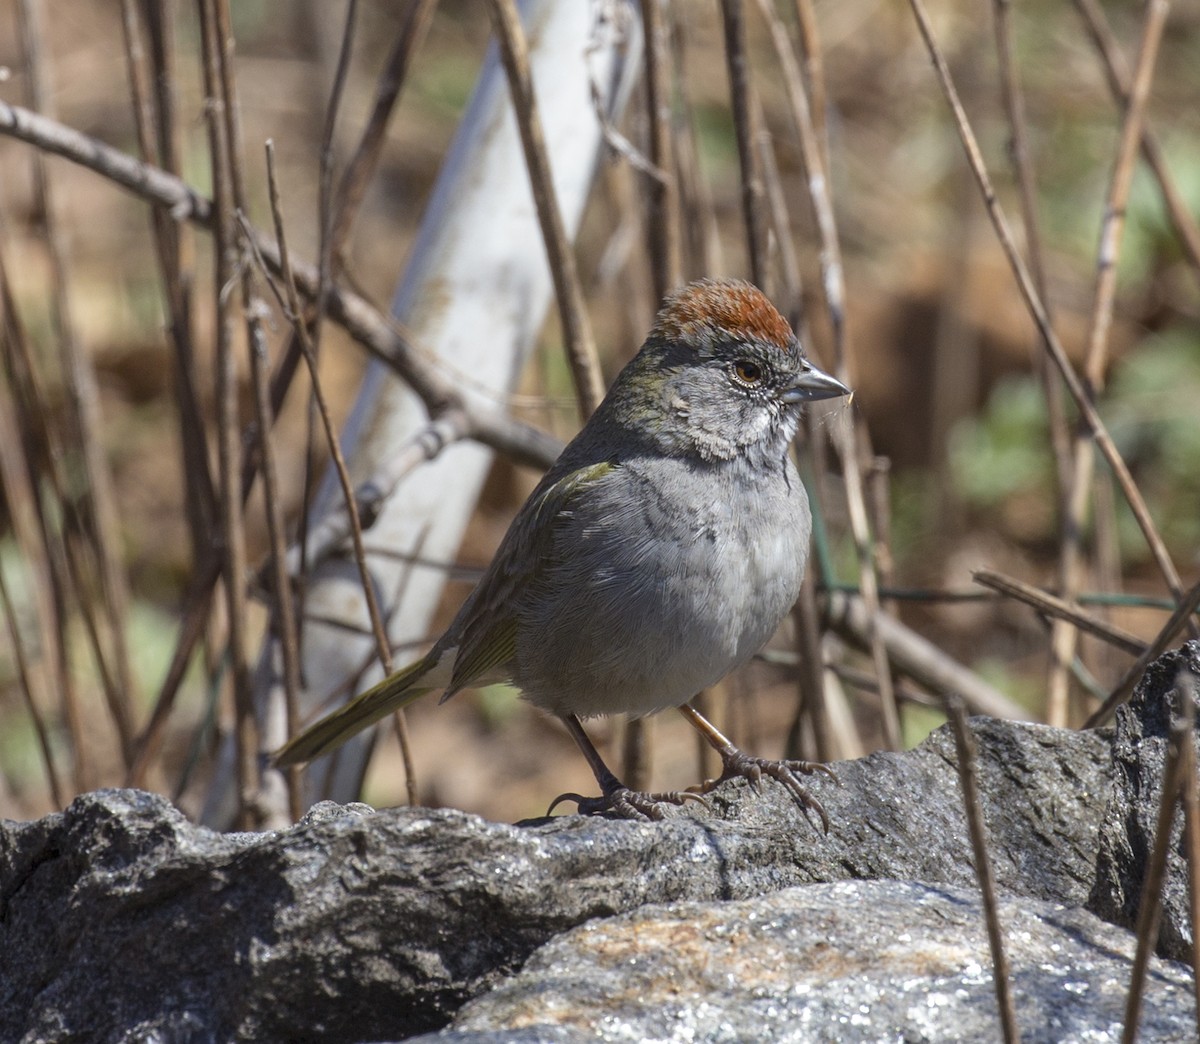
414, 53, 478, 119
900, 660, 1040, 751
973, 657, 1043, 715
127, 600, 197, 710
948, 326, 1200, 561
901, 705, 945, 750
474, 682, 523, 730
949, 376, 1054, 509
692, 102, 738, 185
1121, 140, 1200, 281
1106, 328, 1200, 557
0, 714, 48, 795
885, 470, 944, 567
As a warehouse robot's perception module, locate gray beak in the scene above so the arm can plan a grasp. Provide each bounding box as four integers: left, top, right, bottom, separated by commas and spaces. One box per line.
780, 360, 851, 404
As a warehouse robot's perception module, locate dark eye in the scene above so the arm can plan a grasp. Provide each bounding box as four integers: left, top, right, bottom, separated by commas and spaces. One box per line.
733, 360, 762, 385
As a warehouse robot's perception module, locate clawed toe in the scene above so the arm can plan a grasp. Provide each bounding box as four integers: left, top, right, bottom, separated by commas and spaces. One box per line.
714, 750, 834, 833
547, 785, 709, 820
675, 705, 833, 832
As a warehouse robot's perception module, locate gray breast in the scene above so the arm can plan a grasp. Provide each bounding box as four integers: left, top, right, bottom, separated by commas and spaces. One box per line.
511, 456, 809, 719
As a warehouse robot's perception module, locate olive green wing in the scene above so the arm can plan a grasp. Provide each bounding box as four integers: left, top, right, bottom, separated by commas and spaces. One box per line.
272, 460, 615, 766
441, 460, 616, 697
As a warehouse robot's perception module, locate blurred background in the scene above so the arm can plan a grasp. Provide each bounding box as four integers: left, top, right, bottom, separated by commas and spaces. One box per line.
0, 0, 1197, 824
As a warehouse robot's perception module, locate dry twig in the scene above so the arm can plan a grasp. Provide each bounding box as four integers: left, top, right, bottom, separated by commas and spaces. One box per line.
489, 0, 604, 417
945, 698, 1019, 1044
1120, 683, 1189, 1043
1073, 0, 1200, 276
973, 570, 1147, 657
197, 0, 259, 826
639, 0, 680, 300
1051, 0, 1175, 726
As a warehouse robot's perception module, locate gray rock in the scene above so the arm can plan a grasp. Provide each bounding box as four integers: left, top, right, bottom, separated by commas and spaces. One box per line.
423, 880, 1196, 1044
0, 718, 1111, 1042
1090, 639, 1200, 963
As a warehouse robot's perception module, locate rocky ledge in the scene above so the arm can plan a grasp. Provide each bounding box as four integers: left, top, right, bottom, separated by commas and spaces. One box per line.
2, 644, 1199, 1043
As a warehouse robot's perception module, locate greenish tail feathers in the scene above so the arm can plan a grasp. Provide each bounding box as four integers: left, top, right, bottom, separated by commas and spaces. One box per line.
272, 652, 440, 768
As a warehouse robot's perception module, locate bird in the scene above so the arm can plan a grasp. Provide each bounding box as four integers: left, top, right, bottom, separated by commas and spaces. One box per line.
274, 278, 850, 823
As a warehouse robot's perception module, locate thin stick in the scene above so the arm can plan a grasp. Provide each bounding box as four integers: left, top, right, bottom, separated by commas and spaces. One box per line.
945, 697, 1019, 1043
321, 0, 417, 804
788, 581, 832, 762
1, 245, 123, 786
142, 0, 220, 741
972, 570, 1146, 657
1085, 572, 1200, 729
990, 0, 1075, 722
750, 77, 829, 765
265, 143, 400, 753
756, 0, 900, 749
122, 0, 215, 577
824, 590, 1026, 720
1091, 470, 1124, 691
903, 0, 1184, 609
316, 0, 357, 320
753, 79, 830, 758
989, 0, 1063, 479
17, 0, 139, 768
1085, 0, 1169, 399
640, 0, 680, 300
294, 0, 359, 725
669, 9, 720, 280
756, 102, 802, 304
0, 556, 63, 806
720, 0, 768, 285
1053, 0, 1176, 725
332, 0, 437, 257
1176, 682, 1200, 1014
0, 250, 80, 795
119, 0, 155, 161
1120, 685, 1188, 1044
790, 0, 828, 176
1073, 0, 1200, 276
307, 0, 358, 471
829, 663, 938, 710
752, 0, 844, 340
489, 0, 604, 417
246, 322, 304, 759
758, 98, 831, 767
197, 0, 259, 826
211, 0, 303, 821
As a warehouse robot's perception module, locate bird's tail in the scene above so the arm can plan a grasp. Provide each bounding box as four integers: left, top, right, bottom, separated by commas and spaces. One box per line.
272, 651, 446, 767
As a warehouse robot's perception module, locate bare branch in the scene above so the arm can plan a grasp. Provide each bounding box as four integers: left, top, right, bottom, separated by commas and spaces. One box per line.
945, 699, 1019, 1044
973, 569, 1147, 657
489, 0, 605, 417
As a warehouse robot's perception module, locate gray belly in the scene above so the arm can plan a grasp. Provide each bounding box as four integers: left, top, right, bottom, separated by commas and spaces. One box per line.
511, 458, 810, 718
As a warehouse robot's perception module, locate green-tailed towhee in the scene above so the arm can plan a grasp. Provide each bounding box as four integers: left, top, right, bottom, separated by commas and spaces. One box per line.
275, 278, 850, 823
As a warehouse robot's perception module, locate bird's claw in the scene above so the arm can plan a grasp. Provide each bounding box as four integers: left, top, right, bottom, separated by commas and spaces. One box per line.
706, 749, 835, 833
547, 785, 710, 821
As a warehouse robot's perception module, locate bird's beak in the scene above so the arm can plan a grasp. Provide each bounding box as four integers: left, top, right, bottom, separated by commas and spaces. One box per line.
780, 361, 851, 404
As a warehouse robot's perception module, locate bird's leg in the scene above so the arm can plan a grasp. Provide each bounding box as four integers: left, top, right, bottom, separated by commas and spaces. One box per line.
678, 703, 836, 832
547, 714, 708, 820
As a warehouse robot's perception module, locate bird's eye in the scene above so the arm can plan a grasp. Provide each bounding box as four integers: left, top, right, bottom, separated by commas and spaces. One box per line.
733, 360, 762, 385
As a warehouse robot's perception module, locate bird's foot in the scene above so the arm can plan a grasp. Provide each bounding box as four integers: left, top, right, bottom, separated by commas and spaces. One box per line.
696, 747, 837, 833
547, 784, 709, 821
